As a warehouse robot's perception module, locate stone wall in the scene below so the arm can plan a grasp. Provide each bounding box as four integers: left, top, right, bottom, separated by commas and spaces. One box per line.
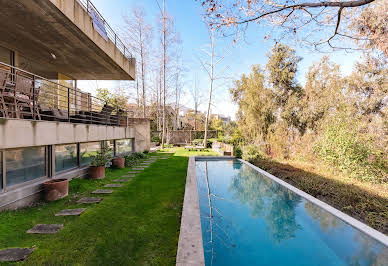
152, 130, 218, 145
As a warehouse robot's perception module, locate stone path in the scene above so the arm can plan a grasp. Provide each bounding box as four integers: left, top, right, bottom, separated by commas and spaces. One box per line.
92, 189, 113, 194
104, 184, 123, 188
55, 208, 86, 216
132, 167, 144, 170
77, 197, 103, 204
27, 224, 63, 234
127, 171, 140, 174
0, 248, 34, 262
115, 179, 129, 182
121, 174, 135, 178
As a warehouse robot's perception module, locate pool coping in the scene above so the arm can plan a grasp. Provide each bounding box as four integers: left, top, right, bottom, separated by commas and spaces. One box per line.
240, 159, 388, 247
176, 156, 205, 266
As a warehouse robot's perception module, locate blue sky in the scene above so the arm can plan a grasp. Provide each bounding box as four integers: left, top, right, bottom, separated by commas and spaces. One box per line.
78, 0, 363, 120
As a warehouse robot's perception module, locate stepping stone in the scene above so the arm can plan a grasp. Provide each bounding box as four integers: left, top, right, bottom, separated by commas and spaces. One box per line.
132, 168, 144, 170
0, 248, 34, 262
92, 189, 113, 194
104, 184, 123, 188
77, 197, 103, 204
55, 208, 86, 216
115, 179, 129, 182
27, 224, 63, 234
121, 174, 135, 178
127, 171, 140, 174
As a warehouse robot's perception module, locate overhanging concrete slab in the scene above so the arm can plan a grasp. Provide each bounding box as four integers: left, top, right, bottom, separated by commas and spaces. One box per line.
0, 0, 135, 80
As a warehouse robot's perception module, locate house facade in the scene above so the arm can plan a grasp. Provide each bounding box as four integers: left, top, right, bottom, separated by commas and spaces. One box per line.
0, 0, 150, 210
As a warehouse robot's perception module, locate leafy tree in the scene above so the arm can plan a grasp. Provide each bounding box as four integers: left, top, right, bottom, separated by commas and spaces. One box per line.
231, 65, 276, 142
96, 88, 128, 110
300, 56, 345, 131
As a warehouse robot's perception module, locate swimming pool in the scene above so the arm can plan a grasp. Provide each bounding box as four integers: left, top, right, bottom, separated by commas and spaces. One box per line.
195, 159, 388, 266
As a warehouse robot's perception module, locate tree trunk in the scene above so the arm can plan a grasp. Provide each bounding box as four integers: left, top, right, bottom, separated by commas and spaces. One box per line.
161, 0, 166, 148
203, 31, 215, 148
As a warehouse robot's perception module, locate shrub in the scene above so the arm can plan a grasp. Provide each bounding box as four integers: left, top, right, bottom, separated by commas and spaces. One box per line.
151, 136, 161, 143
234, 145, 242, 158
242, 145, 262, 163
163, 144, 174, 148
192, 139, 212, 148
314, 119, 387, 182
124, 152, 147, 167
133, 152, 146, 159
91, 147, 112, 167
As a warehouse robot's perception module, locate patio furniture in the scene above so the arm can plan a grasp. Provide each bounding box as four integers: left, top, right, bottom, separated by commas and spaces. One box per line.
40, 106, 68, 122
3, 72, 40, 119
0, 69, 10, 117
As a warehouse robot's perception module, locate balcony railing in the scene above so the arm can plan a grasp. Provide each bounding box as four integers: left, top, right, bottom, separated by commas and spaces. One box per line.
0, 62, 133, 126
77, 0, 132, 59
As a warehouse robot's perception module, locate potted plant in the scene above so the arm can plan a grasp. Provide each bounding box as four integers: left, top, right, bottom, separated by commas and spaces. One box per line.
89, 147, 112, 179
43, 178, 69, 201
112, 156, 125, 168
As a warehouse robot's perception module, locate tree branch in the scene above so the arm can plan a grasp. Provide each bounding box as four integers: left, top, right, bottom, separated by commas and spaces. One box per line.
226, 0, 376, 25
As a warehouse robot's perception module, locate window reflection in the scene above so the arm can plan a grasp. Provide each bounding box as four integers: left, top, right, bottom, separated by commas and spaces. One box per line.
80, 142, 100, 166
6, 147, 46, 187
116, 139, 133, 156
55, 144, 78, 172
104, 140, 114, 157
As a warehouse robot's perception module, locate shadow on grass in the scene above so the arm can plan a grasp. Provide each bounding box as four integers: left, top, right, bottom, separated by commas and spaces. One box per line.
253, 157, 388, 235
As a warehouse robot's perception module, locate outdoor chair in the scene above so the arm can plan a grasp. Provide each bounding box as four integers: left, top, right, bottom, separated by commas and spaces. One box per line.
40, 106, 68, 122
0, 69, 10, 117
3, 72, 40, 120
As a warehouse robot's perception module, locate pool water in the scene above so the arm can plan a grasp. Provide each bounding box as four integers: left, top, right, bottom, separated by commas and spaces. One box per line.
196, 159, 387, 266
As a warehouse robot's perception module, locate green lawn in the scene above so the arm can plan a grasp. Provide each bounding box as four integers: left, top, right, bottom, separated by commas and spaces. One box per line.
0, 148, 219, 265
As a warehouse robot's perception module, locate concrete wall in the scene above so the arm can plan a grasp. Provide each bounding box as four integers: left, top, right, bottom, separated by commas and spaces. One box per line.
152, 130, 218, 145
0, 119, 135, 149
128, 118, 150, 152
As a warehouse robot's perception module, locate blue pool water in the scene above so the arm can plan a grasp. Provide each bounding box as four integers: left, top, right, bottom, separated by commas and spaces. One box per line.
196, 159, 388, 266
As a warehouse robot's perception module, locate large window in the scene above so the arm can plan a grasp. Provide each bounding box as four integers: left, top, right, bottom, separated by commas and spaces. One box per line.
116, 139, 133, 156
104, 140, 115, 157
80, 142, 101, 166
55, 144, 78, 173
0, 46, 11, 65
5, 147, 46, 187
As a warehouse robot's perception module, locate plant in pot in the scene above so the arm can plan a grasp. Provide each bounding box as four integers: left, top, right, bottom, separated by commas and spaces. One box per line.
89, 147, 112, 179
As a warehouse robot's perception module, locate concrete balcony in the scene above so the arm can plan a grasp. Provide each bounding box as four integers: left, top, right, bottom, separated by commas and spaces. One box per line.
0, 0, 135, 80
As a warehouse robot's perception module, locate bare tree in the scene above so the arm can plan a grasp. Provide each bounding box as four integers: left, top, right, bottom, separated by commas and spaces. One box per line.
200, 0, 379, 52
155, 0, 180, 147
190, 73, 204, 131
123, 6, 153, 118
199, 25, 237, 147
174, 42, 184, 130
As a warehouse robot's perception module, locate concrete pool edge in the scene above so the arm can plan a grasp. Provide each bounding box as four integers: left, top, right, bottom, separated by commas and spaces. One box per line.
240, 159, 388, 247
176, 156, 205, 266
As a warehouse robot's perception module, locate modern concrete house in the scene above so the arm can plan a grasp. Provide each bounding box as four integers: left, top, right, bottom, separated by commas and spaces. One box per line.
0, 0, 150, 210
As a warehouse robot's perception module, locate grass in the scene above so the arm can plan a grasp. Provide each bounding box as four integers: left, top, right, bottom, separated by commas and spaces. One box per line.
253, 156, 388, 235
0, 148, 219, 265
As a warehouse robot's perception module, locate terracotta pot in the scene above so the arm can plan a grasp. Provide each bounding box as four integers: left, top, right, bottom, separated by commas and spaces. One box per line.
112, 157, 125, 168
43, 178, 69, 201
89, 166, 105, 179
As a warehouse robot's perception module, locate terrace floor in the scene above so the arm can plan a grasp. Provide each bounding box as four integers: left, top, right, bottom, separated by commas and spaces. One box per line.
0, 148, 219, 265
